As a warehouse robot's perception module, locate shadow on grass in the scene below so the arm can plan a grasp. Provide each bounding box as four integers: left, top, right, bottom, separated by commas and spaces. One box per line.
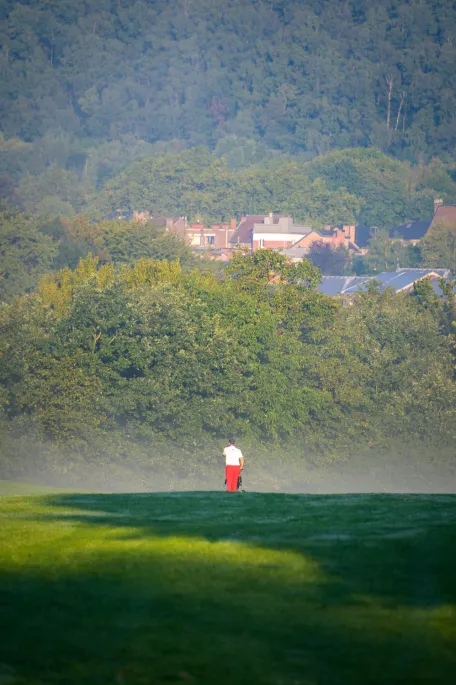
0, 492, 455, 685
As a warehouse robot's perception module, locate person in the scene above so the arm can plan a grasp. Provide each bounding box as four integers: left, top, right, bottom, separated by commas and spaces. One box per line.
223, 438, 244, 492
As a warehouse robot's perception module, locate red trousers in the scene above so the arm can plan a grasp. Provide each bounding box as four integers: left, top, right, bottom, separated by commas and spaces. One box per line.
225, 465, 241, 492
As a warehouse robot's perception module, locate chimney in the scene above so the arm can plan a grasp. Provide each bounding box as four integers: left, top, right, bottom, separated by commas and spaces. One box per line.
343, 225, 356, 242
230, 217, 237, 231
278, 216, 293, 232
434, 198, 443, 214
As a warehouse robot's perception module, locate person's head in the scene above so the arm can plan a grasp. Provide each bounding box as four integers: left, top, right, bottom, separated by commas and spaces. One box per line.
228, 438, 235, 445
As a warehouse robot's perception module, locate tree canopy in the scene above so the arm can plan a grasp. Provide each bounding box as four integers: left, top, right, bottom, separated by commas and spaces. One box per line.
1, 250, 454, 486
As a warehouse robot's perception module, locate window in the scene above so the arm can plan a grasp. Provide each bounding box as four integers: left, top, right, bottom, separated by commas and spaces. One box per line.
259, 238, 264, 247
206, 235, 215, 245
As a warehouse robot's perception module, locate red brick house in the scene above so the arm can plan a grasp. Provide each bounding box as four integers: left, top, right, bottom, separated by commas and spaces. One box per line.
186, 219, 237, 249
287, 225, 362, 254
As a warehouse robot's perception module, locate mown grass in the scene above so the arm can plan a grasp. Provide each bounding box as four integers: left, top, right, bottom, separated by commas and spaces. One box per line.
0, 489, 455, 685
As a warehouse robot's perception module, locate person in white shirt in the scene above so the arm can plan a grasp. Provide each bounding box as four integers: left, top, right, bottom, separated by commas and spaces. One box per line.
223, 438, 245, 492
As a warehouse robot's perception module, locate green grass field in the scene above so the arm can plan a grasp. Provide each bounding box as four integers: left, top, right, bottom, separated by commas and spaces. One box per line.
0, 485, 455, 685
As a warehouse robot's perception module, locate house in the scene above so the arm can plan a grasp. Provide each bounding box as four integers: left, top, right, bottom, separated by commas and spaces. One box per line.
317, 268, 452, 302
389, 199, 456, 245
284, 225, 363, 261
104, 211, 190, 236
430, 202, 456, 228
389, 219, 432, 245
165, 216, 188, 237
186, 219, 237, 249
251, 216, 313, 250
229, 214, 312, 250
280, 247, 310, 263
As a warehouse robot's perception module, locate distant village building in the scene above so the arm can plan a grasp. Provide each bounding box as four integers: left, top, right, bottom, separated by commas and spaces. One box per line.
228, 214, 364, 259
110, 201, 456, 266
286, 225, 363, 257
229, 214, 312, 250
389, 200, 456, 244
186, 219, 237, 249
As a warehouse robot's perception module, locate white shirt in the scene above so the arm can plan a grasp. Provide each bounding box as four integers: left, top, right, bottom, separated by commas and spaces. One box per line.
223, 445, 243, 466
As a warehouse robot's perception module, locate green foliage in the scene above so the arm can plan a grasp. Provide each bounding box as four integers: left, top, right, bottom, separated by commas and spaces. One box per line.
90, 148, 361, 225
16, 167, 87, 215
363, 228, 408, 273
1, 251, 454, 481
2, 0, 456, 484
308, 241, 349, 276
412, 276, 456, 372
2, 1, 456, 229
314, 288, 456, 446
304, 148, 456, 228
2, 1, 456, 163
88, 146, 456, 231
225, 249, 321, 288
62, 215, 200, 267
0, 206, 58, 302
3, 143, 456, 235
421, 222, 456, 273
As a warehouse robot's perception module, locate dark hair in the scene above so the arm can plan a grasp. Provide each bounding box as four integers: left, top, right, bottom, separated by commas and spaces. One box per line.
228, 438, 235, 444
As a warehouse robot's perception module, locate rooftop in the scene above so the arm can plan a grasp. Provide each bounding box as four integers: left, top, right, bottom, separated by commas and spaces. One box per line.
317, 276, 370, 296
389, 220, 432, 241
318, 269, 452, 296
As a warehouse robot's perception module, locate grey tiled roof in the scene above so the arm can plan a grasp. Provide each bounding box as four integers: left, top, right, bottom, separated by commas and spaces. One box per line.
389, 220, 431, 240
318, 269, 452, 296
317, 276, 370, 296
343, 269, 452, 294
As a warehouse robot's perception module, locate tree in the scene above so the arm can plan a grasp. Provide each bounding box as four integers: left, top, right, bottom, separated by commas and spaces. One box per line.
364, 229, 408, 273
1, 249, 455, 483
16, 168, 87, 215
59, 215, 207, 271
421, 222, 456, 273
308, 241, 349, 275
0, 207, 58, 302
225, 249, 321, 288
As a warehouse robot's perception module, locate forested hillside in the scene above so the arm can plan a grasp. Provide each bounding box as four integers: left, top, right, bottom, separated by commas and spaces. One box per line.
2, 0, 456, 230
1, 0, 456, 173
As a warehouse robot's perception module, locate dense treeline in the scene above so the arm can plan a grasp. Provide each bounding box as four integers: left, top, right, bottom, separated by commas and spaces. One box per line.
89, 147, 456, 228
0, 205, 219, 303
3, 146, 456, 230
1, 250, 455, 489
1, 0, 456, 166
